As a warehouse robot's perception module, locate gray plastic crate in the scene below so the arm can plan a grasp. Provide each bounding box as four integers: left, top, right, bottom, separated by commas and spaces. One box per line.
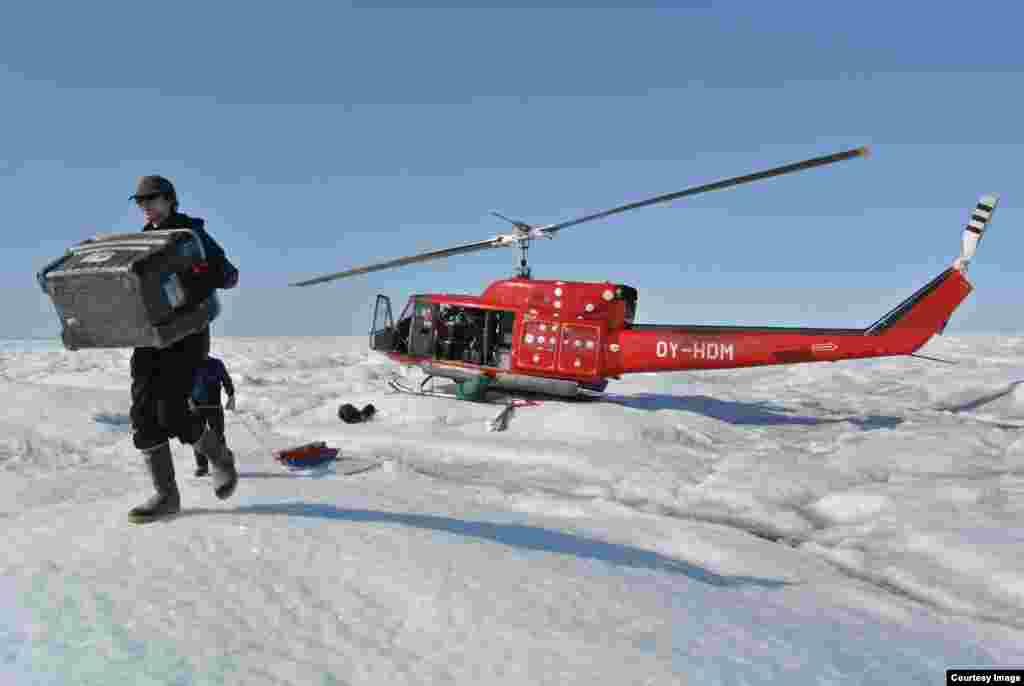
38, 229, 221, 350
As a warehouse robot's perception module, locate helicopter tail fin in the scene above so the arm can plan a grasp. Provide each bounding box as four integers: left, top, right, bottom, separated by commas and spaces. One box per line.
864, 194, 999, 346
864, 268, 971, 340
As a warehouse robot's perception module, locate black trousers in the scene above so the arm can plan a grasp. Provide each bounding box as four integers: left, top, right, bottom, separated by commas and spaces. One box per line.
197, 406, 225, 438
130, 327, 210, 451
193, 406, 225, 468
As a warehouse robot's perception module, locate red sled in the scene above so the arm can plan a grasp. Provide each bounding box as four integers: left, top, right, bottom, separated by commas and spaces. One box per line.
274, 441, 339, 468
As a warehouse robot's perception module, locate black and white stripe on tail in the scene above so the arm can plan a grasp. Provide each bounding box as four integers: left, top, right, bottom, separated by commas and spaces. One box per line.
954, 194, 999, 272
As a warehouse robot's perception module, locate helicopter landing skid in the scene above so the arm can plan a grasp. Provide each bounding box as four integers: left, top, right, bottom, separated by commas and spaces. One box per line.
387, 375, 549, 432
387, 375, 502, 404
388, 375, 455, 399
386, 375, 553, 406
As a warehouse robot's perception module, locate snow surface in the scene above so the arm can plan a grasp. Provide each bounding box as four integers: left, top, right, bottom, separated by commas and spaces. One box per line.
1, 334, 1022, 685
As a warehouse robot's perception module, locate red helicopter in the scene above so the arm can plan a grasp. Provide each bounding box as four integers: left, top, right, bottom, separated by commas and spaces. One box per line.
290, 147, 999, 401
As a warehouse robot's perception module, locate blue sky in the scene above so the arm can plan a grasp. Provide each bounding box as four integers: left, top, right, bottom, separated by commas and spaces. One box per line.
3, 1, 1021, 338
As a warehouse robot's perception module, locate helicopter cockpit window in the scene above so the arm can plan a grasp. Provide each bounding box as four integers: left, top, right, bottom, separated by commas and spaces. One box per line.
391, 297, 415, 354
398, 297, 414, 323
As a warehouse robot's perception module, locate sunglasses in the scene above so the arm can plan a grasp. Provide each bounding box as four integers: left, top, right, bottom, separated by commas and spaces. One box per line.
134, 193, 164, 207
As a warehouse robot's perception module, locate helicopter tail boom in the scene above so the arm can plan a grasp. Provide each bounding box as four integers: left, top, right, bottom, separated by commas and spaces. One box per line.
609, 194, 998, 374
611, 269, 971, 373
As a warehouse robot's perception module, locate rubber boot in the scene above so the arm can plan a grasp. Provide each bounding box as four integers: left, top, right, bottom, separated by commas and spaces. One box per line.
194, 450, 209, 477
195, 426, 237, 500
128, 442, 181, 523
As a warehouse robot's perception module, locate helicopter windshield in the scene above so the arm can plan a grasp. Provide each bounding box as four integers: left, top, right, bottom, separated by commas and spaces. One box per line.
398, 297, 414, 326
392, 297, 416, 354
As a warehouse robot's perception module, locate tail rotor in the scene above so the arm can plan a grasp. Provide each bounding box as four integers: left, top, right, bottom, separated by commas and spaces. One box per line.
954, 194, 999, 273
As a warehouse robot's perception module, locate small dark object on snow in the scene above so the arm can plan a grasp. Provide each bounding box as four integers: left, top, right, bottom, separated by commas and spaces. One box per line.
338, 403, 376, 424
338, 404, 361, 423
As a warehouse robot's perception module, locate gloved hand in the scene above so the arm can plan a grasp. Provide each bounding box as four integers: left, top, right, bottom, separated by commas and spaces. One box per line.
187, 397, 198, 414
179, 260, 221, 295
225, 395, 236, 412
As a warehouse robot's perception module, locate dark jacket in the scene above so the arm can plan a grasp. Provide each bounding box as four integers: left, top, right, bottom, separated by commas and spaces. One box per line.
144, 212, 239, 291
129, 213, 238, 449
191, 356, 235, 405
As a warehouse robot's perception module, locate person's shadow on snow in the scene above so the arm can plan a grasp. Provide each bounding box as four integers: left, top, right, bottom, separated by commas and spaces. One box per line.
605, 393, 902, 430
178, 502, 792, 590
92, 412, 132, 432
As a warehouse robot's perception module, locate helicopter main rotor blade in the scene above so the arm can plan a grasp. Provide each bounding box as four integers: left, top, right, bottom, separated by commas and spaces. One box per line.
538, 146, 869, 236
289, 236, 510, 286
289, 146, 868, 287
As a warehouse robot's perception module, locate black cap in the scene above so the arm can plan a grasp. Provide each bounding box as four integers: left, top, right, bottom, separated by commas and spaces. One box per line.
130, 175, 176, 200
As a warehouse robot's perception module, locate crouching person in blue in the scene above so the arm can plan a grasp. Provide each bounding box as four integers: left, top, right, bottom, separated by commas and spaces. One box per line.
128, 175, 240, 523
188, 354, 236, 477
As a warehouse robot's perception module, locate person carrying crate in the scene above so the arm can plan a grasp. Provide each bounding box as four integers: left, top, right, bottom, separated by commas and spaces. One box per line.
127, 175, 240, 523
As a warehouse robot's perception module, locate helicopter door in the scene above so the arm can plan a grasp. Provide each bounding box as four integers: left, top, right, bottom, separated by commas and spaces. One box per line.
369, 294, 395, 352
408, 297, 436, 358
